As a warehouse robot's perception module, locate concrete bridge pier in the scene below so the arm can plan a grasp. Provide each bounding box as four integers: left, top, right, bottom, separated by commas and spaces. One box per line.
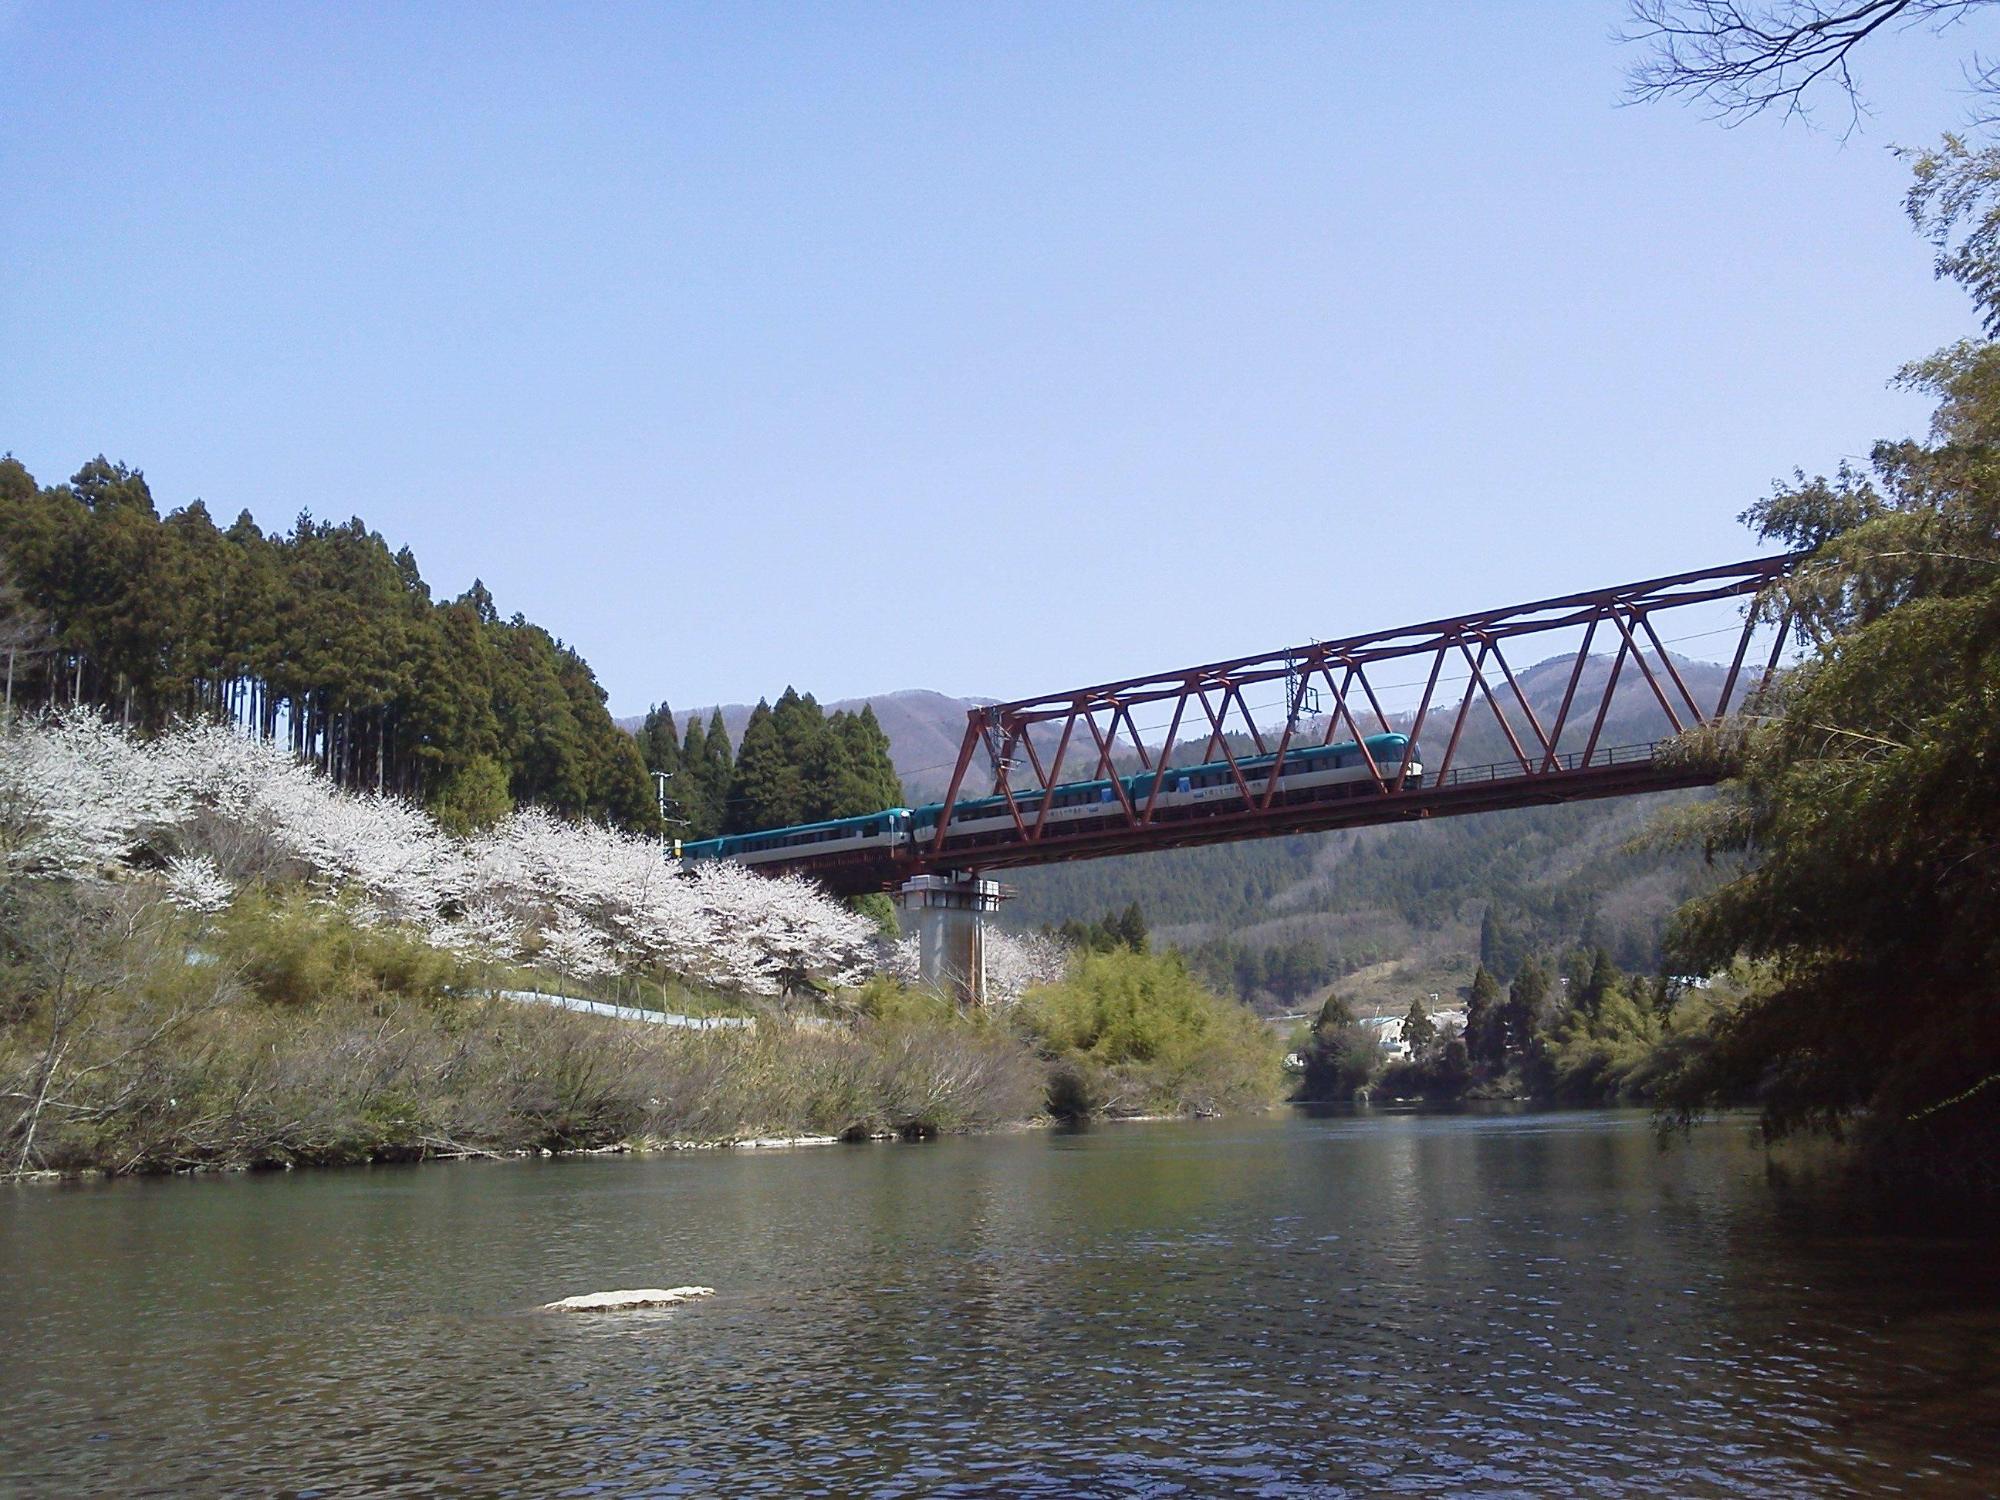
896, 872, 1005, 1006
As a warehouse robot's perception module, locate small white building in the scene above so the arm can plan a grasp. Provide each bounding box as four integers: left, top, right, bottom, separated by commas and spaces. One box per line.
1363, 1007, 1466, 1059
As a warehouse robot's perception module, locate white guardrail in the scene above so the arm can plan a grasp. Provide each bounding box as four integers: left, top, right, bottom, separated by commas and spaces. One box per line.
492, 990, 755, 1030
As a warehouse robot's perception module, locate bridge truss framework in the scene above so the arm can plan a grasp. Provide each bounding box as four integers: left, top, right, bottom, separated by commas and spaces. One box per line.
786, 554, 1801, 895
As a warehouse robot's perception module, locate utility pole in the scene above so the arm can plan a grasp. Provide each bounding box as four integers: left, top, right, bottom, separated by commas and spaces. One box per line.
652, 770, 687, 858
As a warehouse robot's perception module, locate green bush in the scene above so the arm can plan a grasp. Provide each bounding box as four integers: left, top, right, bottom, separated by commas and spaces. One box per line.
1537, 986, 1667, 1104
850, 973, 958, 1025
1293, 994, 1379, 1101
1378, 1037, 1473, 1102
1018, 948, 1283, 1118
214, 888, 472, 1008
848, 892, 900, 939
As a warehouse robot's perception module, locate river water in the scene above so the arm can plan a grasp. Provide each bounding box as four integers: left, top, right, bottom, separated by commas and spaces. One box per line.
3, 1109, 1996, 1497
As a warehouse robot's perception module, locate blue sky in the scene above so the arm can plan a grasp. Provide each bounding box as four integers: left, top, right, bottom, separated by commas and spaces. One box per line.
2, 3, 1993, 716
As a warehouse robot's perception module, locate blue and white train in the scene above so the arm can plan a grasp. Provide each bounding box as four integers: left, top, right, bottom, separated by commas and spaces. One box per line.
679, 732, 1421, 870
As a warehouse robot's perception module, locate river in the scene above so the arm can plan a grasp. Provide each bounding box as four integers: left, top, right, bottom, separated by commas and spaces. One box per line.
3, 1109, 1995, 1496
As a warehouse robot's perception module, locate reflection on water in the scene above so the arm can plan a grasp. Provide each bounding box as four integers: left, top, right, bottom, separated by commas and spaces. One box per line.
2, 1109, 1996, 1496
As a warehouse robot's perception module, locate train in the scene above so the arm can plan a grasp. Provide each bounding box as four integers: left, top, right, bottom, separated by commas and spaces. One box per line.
678, 732, 1422, 871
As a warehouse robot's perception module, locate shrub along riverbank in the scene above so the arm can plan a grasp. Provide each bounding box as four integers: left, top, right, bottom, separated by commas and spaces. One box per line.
1, 877, 1283, 1178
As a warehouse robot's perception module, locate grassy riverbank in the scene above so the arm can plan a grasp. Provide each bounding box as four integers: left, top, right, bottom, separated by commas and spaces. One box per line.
12, 990, 1052, 1174
2, 880, 1284, 1178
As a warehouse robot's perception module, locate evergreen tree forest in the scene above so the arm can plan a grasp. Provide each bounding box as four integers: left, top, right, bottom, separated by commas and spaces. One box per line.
1186, 932, 1341, 1009
1043, 903, 1151, 956
634, 688, 902, 840
0, 456, 654, 831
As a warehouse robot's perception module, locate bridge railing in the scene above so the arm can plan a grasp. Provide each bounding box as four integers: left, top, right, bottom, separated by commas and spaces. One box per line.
1434, 739, 1671, 788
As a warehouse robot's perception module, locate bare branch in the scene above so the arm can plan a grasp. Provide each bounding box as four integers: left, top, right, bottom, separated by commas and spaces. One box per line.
1622, 1, 1992, 132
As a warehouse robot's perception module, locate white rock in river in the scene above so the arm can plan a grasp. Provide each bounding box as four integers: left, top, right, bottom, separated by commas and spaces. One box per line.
542, 1286, 714, 1312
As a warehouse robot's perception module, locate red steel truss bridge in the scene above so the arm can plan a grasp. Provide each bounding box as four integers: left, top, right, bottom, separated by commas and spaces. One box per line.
774, 553, 1801, 897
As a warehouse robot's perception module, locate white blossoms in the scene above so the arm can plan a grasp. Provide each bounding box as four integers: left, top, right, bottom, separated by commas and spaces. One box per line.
984, 928, 1071, 1005
0, 713, 878, 997
0, 710, 191, 876
538, 909, 616, 983
161, 853, 234, 915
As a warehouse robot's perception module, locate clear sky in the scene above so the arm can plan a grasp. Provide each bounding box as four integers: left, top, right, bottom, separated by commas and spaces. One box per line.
3, 3, 1993, 716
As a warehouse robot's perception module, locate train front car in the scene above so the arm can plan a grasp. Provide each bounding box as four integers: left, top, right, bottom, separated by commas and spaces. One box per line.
1395, 737, 1425, 786
1353, 732, 1423, 787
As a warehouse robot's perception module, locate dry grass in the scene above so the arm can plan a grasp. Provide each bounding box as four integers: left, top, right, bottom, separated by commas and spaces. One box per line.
0, 880, 1046, 1176
3, 989, 1049, 1175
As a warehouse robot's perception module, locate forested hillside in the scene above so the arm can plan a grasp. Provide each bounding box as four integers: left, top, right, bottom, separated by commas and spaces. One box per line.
1009, 791, 1708, 1015
0, 455, 653, 830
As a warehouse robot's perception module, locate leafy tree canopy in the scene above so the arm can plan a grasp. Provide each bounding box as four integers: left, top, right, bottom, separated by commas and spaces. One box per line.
1658, 142, 2000, 1178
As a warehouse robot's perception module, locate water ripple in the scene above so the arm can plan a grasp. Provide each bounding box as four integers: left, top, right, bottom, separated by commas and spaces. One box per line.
2, 1112, 1997, 1496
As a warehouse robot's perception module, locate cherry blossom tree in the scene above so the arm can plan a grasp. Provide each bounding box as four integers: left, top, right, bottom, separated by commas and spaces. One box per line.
1, 712, 881, 1000
538, 909, 616, 995
0, 711, 189, 876
984, 928, 1071, 1006
161, 853, 233, 916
